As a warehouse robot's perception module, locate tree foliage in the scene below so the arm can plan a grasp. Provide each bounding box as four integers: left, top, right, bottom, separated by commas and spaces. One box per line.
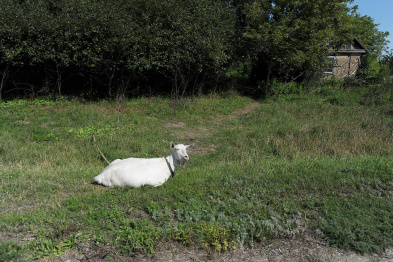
241, 0, 354, 95
0, 0, 390, 101
347, 6, 390, 55
0, 0, 234, 100
381, 49, 393, 75
344, 6, 390, 83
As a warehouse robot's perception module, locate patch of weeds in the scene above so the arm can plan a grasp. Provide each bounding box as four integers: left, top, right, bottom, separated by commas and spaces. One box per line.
195, 222, 234, 252
32, 130, 61, 142
30, 97, 58, 106
360, 85, 392, 106
149, 205, 173, 224
78, 199, 162, 254
316, 196, 393, 254
2, 99, 30, 108
0, 241, 26, 262
253, 211, 306, 241
30, 233, 82, 260
145, 201, 161, 215
270, 80, 304, 97
167, 223, 195, 246
68, 122, 116, 138
174, 198, 209, 223
91, 231, 108, 245
115, 218, 162, 254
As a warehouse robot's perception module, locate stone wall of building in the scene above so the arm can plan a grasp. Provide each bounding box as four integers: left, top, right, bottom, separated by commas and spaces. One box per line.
334, 55, 361, 78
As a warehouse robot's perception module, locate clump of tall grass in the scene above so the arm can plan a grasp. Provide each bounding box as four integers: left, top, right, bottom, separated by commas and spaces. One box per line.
233, 99, 393, 159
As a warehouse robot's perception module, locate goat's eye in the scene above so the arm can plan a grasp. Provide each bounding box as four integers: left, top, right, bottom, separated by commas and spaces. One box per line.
175, 148, 179, 151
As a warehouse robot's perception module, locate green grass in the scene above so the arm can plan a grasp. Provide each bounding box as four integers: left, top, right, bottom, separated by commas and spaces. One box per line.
0, 92, 393, 260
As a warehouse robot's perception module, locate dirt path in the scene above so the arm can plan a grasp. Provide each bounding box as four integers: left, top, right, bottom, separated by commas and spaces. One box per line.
229, 101, 261, 117
214, 101, 260, 124
164, 101, 260, 156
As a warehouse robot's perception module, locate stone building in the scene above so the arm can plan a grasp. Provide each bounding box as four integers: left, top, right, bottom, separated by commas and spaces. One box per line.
325, 38, 371, 78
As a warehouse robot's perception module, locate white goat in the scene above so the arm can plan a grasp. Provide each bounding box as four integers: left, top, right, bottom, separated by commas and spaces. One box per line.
92, 142, 193, 188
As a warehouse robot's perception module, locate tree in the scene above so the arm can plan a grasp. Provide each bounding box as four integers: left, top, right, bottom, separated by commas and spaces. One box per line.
347, 6, 390, 56
381, 49, 393, 75
345, 6, 390, 83
0, 0, 34, 100
242, 0, 354, 96
131, 0, 235, 98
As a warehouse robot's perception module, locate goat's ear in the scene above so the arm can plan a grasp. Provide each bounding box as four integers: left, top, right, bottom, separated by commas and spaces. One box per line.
186, 144, 194, 149
170, 141, 175, 149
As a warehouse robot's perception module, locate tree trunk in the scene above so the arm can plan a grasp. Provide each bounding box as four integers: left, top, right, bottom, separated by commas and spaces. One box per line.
0, 69, 8, 104
56, 63, 62, 97
265, 61, 273, 98
108, 68, 115, 98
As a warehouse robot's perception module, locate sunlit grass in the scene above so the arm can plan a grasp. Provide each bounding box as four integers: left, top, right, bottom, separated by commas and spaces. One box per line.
0, 92, 392, 260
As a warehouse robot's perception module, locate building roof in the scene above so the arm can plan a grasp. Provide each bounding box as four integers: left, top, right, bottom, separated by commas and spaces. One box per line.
335, 37, 371, 55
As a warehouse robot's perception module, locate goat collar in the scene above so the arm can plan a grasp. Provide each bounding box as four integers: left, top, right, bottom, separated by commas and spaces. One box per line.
164, 157, 175, 177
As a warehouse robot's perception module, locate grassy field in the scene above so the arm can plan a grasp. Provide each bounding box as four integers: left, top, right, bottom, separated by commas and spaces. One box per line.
1, 87, 393, 261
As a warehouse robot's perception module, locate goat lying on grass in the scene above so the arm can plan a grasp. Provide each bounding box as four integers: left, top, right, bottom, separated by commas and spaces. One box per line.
92, 142, 193, 188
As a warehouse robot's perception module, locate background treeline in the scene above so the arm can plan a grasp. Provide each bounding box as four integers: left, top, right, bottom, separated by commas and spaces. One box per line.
0, 0, 391, 101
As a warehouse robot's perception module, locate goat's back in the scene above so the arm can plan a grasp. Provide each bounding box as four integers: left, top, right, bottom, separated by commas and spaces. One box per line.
92, 157, 170, 188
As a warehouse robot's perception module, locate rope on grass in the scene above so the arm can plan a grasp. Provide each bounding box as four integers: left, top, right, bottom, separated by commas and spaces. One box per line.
92, 133, 110, 165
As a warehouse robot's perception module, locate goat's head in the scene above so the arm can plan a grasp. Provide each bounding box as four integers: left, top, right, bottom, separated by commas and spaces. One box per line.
170, 141, 193, 166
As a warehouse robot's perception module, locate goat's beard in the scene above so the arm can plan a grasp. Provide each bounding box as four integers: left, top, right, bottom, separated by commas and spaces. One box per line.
179, 159, 188, 168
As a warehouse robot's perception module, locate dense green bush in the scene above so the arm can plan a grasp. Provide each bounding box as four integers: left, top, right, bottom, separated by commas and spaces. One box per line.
0, 0, 234, 99
381, 49, 393, 75
0, 0, 390, 101
358, 54, 390, 84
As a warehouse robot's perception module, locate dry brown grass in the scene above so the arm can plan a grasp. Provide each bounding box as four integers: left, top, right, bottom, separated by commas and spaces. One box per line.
239, 101, 393, 159
268, 121, 393, 158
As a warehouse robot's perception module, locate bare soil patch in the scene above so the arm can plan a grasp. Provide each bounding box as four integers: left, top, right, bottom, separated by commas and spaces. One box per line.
163, 122, 187, 128
39, 232, 393, 262
2, 230, 392, 262
16, 120, 31, 124
214, 102, 260, 124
